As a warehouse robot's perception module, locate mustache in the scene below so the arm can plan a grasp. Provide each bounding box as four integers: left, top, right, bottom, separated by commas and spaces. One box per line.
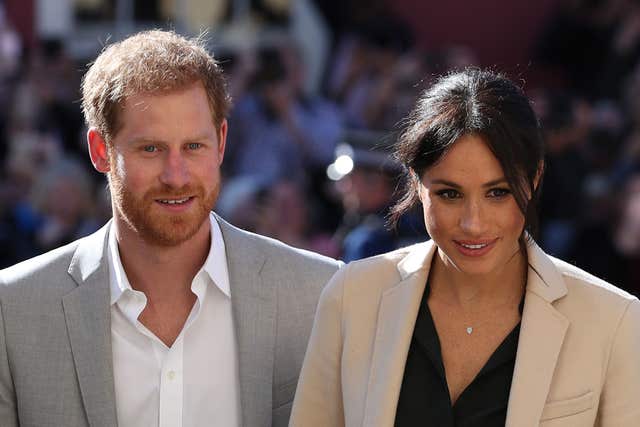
145, 184, 203, 199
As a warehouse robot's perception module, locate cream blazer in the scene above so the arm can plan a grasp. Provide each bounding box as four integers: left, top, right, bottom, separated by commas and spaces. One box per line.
290, 240, 640, 426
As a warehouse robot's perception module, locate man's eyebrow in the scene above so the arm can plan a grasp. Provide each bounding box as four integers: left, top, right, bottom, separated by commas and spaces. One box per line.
128, 134, 215, 145
128, 137, 165, 145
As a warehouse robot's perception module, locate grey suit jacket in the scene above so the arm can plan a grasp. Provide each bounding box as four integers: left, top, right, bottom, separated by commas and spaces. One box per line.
0, 214, 340, 427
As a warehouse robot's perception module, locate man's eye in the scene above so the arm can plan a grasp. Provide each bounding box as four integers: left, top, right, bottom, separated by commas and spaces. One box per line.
187, 143, 202, 150
143, 145, 157, 153
436, 189, 460, 200
488, 188, 511, 198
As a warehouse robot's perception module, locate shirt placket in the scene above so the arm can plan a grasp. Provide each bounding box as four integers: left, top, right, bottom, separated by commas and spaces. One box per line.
159, 337, 184, 427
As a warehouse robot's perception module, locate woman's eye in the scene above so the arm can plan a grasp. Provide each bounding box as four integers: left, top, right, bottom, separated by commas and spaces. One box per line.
436, 189, 461, 200
488, 188, 511, 198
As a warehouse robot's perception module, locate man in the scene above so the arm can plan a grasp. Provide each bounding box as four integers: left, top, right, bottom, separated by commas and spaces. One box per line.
0, 30, 340, 427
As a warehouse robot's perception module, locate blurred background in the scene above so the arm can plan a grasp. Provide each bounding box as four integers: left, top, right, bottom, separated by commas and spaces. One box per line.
0, 0, 638, 296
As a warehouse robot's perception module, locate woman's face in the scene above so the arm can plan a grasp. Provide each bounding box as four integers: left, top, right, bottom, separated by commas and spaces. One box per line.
418, 134, 526, 277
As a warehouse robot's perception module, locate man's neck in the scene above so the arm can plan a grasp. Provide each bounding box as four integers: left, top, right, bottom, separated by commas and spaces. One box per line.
113, 217, 211, 302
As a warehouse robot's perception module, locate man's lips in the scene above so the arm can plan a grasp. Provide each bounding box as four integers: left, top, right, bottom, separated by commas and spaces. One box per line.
153, 196, 195, 211
156, 196, 192, 205
453, 238, 499, 257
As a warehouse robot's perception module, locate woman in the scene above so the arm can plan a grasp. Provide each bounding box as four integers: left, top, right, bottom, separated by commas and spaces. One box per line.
290, 69, 640, 426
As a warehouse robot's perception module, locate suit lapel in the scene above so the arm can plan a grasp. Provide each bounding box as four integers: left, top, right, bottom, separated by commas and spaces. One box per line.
505, 242, 569, 426
217, 216, 274, 427
64, 223, 118, 427
362, 242, 435, 427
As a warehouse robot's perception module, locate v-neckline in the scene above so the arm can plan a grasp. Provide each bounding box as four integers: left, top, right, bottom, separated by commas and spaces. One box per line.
412, 280, 523, 408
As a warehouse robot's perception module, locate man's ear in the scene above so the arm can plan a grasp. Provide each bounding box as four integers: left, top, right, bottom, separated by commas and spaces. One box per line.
216, 118, 228, 166
87, 128, 110, 173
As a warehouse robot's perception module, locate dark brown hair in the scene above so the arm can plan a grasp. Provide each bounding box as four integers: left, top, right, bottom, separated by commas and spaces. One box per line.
81, 30, 230, 142
389, 68, 544, 241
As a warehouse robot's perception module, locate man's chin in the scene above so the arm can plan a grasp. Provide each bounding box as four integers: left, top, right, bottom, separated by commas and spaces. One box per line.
130, 212, 209, 247
138, 223, 202, 247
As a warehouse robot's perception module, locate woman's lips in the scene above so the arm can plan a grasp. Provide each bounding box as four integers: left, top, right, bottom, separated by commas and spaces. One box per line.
453, 238, 498, 257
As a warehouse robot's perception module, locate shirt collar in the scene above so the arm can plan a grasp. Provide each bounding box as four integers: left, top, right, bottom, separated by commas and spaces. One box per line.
107, 212, 231, 305
203, 212, 231, 298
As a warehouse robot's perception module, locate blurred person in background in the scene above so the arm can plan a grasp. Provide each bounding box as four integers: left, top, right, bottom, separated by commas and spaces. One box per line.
326, 19, 418, 130
0, 3, 21, 165
537, 92, 589, 258
614, 174, 640, 296
11, 38, 84, 160
29, 157, 100, 252
0, 30, 340, 427
226, 40, 343, 185
255, 179, 339, 258
329, 131, 413, 262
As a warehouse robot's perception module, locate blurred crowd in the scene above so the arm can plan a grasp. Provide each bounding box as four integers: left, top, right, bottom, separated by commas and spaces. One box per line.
0, 0, 639, 296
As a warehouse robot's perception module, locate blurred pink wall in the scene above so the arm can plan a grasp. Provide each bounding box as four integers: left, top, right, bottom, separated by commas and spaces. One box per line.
391, 0, 561, 77
6, 0, 34, 47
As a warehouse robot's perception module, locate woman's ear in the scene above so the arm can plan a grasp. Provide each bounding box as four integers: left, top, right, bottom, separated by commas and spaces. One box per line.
411, 168, 423, 202
533, 161, 544, 192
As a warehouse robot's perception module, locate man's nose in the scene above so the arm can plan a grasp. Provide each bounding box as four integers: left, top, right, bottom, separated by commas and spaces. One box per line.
159, 150, 190, 188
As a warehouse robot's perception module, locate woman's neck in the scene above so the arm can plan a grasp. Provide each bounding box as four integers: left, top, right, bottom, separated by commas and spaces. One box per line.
428, 247, 527, 310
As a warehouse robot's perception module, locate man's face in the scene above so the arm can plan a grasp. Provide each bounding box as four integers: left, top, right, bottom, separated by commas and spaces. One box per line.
106, 82, 226, 246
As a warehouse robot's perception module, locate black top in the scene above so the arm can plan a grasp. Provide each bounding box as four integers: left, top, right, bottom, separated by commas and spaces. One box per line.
395, 282, 522, 427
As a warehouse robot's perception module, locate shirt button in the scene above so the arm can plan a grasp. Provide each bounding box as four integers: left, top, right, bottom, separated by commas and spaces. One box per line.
167, 371, 176, 380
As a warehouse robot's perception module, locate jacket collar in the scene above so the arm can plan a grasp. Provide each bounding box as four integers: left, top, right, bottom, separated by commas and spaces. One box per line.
525, 240, 568, 303
215, 213, 275, 427
397, 239, 568, 302
65, 220, 118, 427
396, 241, 436, 279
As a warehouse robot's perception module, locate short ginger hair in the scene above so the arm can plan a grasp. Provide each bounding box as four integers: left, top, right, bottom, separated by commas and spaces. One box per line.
81, 30, 230, 142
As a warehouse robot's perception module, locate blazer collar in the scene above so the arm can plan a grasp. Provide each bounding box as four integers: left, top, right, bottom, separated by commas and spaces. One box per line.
68, 221, 111, 284
64, 221, 118, 427
396, 240, 437, 279
215, 213, 274, 427
506, 240, 570, 426
525, 240, 568, 303
363, 241, 436, 426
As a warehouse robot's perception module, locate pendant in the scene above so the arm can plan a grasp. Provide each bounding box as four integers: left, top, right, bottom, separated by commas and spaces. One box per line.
466, 327, 473, 335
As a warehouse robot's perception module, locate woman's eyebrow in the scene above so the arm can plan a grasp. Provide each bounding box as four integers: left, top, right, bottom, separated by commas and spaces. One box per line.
430, 179, 461, 188
429, 177, 508, 188
482, 178, 508, 187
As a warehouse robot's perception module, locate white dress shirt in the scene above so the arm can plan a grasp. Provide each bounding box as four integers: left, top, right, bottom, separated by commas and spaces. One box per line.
108, 213, 241, 427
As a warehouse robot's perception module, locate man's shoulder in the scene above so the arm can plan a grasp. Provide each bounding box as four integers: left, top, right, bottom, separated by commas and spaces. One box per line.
0, 225, 106, 299
216, 214, 342, 273
1, 240, 81, 286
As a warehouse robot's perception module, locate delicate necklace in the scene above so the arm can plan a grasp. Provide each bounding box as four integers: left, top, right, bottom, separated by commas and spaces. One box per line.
466, 326, 474, 335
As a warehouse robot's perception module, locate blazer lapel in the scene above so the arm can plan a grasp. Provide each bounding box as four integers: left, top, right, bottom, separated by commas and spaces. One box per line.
217, 216, 274, 427
63, 223, 118, 427
505, 242, 569, 427
362, 242, 435, 427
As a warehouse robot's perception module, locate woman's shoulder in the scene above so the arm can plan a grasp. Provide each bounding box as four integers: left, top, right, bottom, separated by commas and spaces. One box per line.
345, 241, 429, 280
528, 241, 636, 308
549, 255, 636, 305
539, 253, 639, 334
323, 241, 432, 303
